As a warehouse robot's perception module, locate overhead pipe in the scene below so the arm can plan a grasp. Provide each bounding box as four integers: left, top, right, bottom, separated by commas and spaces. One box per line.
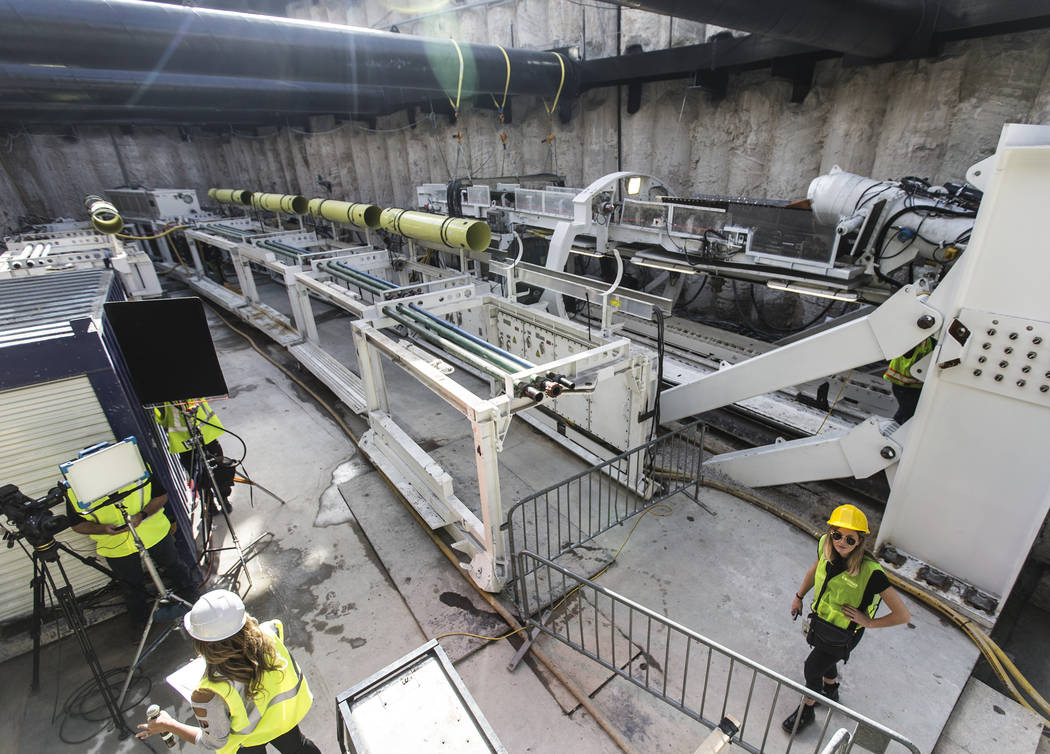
84, 194, 123, 234
0, 63, 441, 116
208, 188, 253, 206
251, 193, 309, 215
0, 1, 575, 99
599, 0, 933, 59
380, 208, 491, 253
308, 199, 382, 230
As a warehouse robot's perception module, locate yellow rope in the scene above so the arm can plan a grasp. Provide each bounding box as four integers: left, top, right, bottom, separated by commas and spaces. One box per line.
116, 224, 187, 240
490, 44, 511, 114
447, 38, 465, 116
814, 368, 854, 434
542, 51, 566, 116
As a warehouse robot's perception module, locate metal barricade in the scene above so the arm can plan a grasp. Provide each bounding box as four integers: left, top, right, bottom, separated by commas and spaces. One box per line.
503, 421, 705, 611
515, 551, 920, 754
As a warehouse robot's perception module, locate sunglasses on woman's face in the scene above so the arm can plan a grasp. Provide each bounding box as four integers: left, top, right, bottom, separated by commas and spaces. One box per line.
831, 531, 858, 546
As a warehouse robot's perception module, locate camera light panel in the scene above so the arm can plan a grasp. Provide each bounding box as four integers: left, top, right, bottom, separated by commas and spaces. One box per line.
60, 437, 148, 509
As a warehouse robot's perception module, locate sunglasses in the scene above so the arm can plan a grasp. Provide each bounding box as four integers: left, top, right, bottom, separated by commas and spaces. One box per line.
831, 531, 859, 546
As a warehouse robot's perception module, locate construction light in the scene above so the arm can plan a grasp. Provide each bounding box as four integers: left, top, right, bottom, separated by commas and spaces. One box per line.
766, 281, 858, 301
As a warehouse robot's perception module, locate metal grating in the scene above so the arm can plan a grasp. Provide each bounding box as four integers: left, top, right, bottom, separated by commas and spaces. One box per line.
0, 268, 112, 346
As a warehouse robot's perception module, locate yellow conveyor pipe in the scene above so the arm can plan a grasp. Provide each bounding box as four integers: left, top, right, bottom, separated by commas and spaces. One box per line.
251, 192, 309, 215
208, 188, 254, 206
379, 208, 491, 253
84, 194, 123, 235
308, 198, 381, 229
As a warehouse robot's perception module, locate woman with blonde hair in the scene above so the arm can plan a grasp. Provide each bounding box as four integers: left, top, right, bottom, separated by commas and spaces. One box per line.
136, 590, 320, 753
782, 505, 911, 735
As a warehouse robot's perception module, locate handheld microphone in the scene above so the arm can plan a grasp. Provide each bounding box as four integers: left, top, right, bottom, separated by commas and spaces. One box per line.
146, 704, 177, 749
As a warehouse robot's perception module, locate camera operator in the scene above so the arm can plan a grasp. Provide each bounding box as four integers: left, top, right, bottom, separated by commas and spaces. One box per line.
154, 400, 236, 515
66, 470, 199, 631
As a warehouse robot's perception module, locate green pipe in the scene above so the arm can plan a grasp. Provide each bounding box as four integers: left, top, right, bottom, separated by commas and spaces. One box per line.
323, 262, 389, 293
321, 262, 389, 295
208, 188, 253, 206
308, 198, 381, 229
385, 307, 511, 382
329, 260, 397, 289
251, 192, 309, 215
379, 208, 491, 253
396, 304, 523, 374
84, 194, 123, 234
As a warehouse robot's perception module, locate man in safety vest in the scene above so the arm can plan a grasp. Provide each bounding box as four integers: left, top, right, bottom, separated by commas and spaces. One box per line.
155, 400, 235, 513
136, 590, 320, 753
882, 336, 934, 424
66, 473, 199, 629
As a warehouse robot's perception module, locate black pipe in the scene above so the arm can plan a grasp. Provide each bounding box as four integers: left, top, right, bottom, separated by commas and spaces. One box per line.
599, 0, 934, 59
0, 63, 444, 116
0, 0, 576, 99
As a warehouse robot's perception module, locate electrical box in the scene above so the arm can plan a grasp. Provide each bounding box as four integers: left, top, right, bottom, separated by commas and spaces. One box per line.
106, 188, 202, 222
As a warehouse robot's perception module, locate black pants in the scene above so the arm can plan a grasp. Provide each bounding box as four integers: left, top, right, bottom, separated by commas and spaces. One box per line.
891, 383, 921, 424
239, 725, 321, 754
803, 645, 840, 695
105, 532, 199, 625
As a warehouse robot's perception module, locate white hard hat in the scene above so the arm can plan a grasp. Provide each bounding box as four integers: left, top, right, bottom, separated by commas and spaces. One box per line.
183, 589, 246, 641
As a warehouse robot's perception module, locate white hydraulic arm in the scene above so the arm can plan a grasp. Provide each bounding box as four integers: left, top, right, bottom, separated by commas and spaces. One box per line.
658, 284, 941, 423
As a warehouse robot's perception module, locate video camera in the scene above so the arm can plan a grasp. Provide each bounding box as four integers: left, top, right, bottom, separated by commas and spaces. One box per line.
0, 483, 71, 554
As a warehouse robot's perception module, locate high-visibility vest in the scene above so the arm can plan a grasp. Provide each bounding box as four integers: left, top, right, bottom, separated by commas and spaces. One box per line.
811, 534, 885, 630
68, 480, 170, 558
197, 620, 312, 754
154, 401, 225, 454
883, 337, 934, 387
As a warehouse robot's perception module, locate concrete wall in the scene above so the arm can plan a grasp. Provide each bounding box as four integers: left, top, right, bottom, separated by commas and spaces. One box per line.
1, 2, 1048, 295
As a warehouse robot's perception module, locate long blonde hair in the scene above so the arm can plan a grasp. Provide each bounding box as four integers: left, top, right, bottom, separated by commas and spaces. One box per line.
194, 616, 283, 699
822, 527, 870, 576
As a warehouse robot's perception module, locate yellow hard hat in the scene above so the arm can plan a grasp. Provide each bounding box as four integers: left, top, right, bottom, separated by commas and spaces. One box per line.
827, 504, 869, 533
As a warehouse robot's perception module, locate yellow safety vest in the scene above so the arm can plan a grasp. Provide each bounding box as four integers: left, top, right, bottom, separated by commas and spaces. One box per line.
883, 337, 934, 387
154, 401, 225, 454
69, 480, 170, 558
812, 534, 884, 629
198, 620, 312, 754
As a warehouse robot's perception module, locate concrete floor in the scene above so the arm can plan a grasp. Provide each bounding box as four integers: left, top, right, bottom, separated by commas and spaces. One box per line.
1, 273, 1046, 753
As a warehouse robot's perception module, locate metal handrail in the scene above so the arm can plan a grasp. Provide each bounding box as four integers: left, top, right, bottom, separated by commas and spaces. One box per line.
516, 551, 921, 754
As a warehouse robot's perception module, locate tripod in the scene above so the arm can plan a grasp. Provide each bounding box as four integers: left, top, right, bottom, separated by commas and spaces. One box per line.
178, 406, 271, 593
28, 538, 135, 739
104, 497, 195, 708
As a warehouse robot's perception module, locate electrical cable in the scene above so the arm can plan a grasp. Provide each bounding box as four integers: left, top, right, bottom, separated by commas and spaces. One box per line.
747, 282, 836, 334
116, 225, 187, 241
675, 275, 707, 311
813, 369, 854, 434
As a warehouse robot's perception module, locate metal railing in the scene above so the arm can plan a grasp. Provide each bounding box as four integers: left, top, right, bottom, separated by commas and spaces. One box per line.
515, 552, 920, 754
503, 421, 705, 612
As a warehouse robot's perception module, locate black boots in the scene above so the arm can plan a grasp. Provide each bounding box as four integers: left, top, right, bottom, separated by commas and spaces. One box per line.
822, 681, 840, 702
781, 703, 816, 734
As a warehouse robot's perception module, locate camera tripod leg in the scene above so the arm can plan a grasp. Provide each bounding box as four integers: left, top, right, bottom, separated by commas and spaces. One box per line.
41, 557, 134, 738
30, 557, 44, 692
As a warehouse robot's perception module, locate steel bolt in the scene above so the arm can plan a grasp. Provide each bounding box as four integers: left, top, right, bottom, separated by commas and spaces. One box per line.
1029, 352, 1038, 360
1018, 379, 1027, 387
978, 356, 987, 363
973, 369, 982, 376
987, 328, 997, 336
999, 361, 1009, 369
994, 374, 1004, 382
1005, 347, 1014, 354
1041, 385, 1049, 393
880, 446, 897, 459
982, 342, 991, 350
917, 314, 936, 329
1009, 332, 1019, 340
1035, 337, 1044, 345
1023, 366, 1032, 374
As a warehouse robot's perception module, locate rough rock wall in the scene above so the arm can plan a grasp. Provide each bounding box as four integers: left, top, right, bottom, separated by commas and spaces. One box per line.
1, 1, 1048, 249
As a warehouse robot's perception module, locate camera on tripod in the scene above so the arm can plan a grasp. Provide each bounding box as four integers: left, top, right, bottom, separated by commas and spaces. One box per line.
0, 483, 71, 555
